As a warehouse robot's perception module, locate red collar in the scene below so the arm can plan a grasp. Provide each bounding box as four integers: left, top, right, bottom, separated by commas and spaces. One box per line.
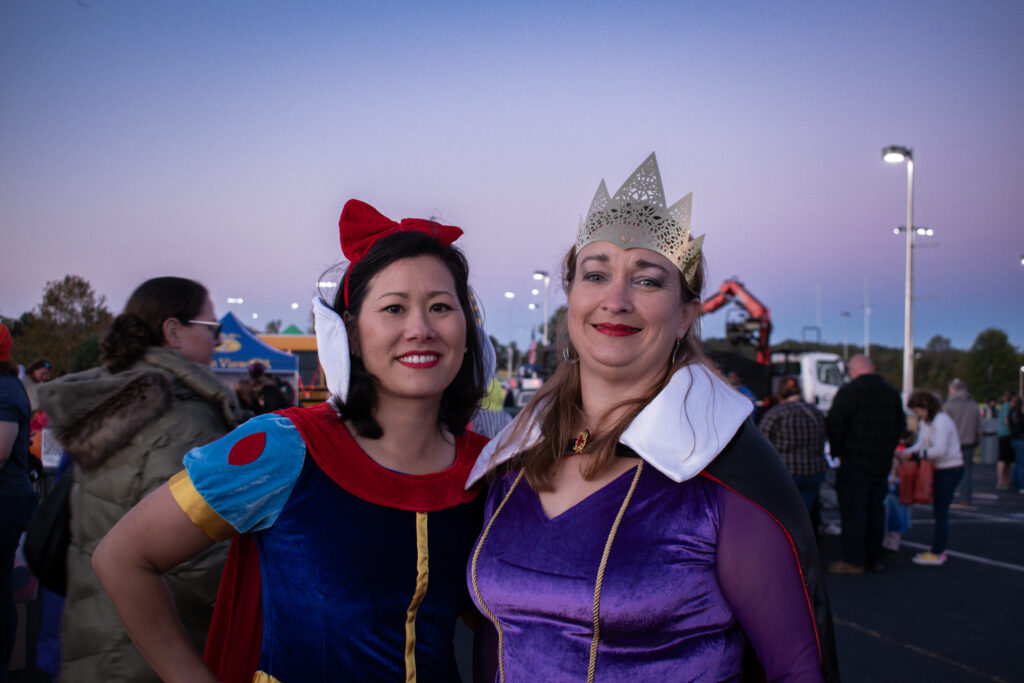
279, 403, 486, 511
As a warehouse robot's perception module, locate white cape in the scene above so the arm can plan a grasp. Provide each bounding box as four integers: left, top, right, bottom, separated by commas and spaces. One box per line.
466, 364, 753, 488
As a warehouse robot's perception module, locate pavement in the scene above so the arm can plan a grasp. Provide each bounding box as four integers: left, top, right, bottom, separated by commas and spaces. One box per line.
820, 461, 1024, 683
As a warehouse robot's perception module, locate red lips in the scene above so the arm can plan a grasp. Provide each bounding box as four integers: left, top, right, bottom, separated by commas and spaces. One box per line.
593, 323, 640, 337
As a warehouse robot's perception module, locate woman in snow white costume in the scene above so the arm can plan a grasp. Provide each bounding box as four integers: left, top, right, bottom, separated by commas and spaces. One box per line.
93, 199, 495, 682
466, 154, 839, 682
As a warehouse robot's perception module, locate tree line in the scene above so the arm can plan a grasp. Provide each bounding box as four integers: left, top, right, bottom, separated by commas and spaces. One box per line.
5, 277, 1022, 403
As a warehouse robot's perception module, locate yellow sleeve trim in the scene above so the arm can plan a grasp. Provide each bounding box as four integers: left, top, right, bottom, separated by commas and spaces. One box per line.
168, 470, 237, 542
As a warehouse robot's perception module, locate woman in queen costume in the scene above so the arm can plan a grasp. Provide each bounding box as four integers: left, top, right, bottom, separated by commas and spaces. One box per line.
93, 199, 494, 682
466, 153, 839, 682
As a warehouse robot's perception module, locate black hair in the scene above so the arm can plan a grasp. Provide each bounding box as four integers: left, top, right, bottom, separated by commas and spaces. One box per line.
330, 231, 487, 438
27, 359, 51, 374
100, 277, 209, 373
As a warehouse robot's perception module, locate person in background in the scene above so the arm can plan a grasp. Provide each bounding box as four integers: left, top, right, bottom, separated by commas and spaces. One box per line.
91, 200, 493, 682
467, 154, 837, 681
22, 359, 51, 412
233, 361, 286, 416
727, 369, 757, 406
37, 277, 239, 681
1007, 395, 1024, 494
471, 377, 513, 438
996, 390, 1016, 491
942, 378, 980, 507
0, 324, 39, 682
899, 390, 964, 566
825, 354, 905, 575
758, 376, 828, 531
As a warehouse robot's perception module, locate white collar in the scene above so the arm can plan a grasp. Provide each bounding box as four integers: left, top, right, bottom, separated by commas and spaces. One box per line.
465, 364, 753, 487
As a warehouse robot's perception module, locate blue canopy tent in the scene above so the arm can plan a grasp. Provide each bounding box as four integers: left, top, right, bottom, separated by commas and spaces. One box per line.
209, 312, 300, 404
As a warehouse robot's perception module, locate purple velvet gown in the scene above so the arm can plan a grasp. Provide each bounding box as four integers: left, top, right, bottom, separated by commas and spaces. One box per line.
469, 460, 824, 682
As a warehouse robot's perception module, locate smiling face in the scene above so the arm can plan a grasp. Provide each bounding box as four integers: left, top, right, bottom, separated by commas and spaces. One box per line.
568, 241, 698, 390
348, 255, 468, 408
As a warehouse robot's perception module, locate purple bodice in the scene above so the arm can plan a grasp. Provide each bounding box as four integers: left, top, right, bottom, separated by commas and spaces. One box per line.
469, 464, 746, 682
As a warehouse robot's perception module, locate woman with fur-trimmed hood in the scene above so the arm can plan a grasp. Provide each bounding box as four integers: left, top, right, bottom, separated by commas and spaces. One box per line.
38, 277, 240, 682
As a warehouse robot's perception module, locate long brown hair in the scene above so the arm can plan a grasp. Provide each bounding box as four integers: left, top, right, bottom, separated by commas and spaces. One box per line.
497, 244, 710, 491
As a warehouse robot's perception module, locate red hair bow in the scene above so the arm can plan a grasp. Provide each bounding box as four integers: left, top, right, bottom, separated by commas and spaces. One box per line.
338, 199, 463, 307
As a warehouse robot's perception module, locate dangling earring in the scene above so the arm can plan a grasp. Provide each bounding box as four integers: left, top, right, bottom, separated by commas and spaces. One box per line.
670, 338, 681, 365
562, 342, 576, 363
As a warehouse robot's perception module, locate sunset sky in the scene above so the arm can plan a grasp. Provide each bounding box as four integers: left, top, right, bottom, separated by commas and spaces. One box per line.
2, 1, 1022, 353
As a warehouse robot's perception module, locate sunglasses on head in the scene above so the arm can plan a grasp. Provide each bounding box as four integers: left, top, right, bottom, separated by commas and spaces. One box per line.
188, 319, 223, 337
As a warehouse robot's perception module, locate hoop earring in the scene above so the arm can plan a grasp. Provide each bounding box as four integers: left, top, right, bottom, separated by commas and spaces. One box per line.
562, 342, 576, 363
670, 338, 681, 365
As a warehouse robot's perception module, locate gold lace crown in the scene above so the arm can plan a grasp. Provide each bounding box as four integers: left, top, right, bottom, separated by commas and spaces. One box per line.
576, 152, 704, 287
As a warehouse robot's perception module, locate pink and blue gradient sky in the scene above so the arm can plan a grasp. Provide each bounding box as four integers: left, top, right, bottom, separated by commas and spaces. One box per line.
2, 1, 1022, 353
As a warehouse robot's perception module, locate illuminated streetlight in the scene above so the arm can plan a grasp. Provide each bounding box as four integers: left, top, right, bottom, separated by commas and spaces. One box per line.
882, 144, 915, 400
893, 226, 934, 237
251, 313, 259, 320
290, 302, 299, 310
226, 297, 244, 304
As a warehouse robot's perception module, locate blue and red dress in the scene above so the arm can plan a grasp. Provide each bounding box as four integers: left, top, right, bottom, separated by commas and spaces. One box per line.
169, 403, 487, 682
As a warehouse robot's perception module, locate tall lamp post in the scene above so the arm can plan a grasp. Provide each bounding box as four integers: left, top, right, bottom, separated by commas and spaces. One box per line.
840, 311, 851, 360
532, 270, 551, 345
882, 145, 915, 400
504, 291, 516, 379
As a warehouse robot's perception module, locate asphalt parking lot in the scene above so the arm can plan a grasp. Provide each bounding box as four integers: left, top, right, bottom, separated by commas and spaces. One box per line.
821, 462, 1023, 682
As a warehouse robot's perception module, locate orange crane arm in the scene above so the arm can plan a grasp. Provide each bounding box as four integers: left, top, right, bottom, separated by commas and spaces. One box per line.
700, 280, 773, 364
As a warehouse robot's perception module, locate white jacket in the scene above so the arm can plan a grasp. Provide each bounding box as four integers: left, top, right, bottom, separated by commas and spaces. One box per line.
906, 412, 963, 469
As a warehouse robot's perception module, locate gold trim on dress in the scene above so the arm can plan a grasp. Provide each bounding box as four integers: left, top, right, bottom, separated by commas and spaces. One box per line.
167, 470, 236, 542
471, 463, 644, 683
404, 511, 430, 682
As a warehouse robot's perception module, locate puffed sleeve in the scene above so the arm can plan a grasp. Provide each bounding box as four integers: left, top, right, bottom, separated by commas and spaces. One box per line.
168, 413, 307, 541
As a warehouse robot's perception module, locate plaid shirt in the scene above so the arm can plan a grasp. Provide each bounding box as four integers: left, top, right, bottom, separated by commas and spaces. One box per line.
758, 399, 828, 476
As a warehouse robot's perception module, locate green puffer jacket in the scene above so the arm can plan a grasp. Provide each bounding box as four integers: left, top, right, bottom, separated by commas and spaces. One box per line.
38, 347, 241, 682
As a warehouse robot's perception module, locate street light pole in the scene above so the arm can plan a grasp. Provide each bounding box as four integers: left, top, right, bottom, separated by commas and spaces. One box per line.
863, 277, 871, 359
504, 291, 515, 379
840, 311, 851, 360
883, 145, 915, 400
533, 270, 551, 345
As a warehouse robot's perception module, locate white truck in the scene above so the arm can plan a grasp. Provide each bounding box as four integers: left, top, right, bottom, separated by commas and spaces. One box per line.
770, 351, 844, 412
